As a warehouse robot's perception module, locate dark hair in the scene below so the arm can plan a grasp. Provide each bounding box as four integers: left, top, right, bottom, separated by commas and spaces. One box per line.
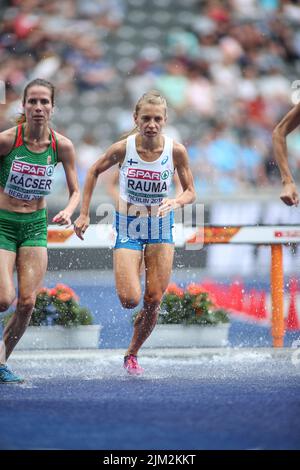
16, 78, 55, 124
121, 90, 167, 139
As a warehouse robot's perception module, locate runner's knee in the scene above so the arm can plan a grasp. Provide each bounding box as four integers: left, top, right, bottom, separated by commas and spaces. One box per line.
144, 290, 163, 307
119, 294, 141, 309
0, 292, 15, 312
0, 299, 14, 312
17, 294, 36, 314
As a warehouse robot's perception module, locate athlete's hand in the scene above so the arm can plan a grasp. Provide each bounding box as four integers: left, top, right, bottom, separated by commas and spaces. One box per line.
52, 210, 72, 226
157, 198, 180, 218
73, 214, 90, 240
280, 182, 299, 206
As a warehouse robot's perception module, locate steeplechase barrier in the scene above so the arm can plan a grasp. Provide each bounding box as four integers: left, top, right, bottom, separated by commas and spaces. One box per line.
47, 224, 300, 348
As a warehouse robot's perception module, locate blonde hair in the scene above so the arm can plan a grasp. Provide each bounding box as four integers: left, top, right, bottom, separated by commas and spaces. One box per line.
134, 89, 167, 115
121, 90, 167, 139
15, 78, 55, 124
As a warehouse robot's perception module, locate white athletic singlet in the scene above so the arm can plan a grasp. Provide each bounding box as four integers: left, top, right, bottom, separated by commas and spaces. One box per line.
119, 134, 174, 206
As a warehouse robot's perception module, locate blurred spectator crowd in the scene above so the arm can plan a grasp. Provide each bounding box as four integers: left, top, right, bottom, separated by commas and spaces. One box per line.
1, 0, 300, 199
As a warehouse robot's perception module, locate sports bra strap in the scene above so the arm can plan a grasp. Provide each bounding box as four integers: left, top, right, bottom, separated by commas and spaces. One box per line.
14, 124, 23, 148
50, 129, 57, 153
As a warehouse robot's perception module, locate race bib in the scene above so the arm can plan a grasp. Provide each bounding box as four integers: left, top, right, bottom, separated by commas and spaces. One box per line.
4, 160, 55, 200
126, 168, 168, 205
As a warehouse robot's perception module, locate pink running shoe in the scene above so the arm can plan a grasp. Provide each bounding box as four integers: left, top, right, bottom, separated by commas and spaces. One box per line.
124, 354, 144, 375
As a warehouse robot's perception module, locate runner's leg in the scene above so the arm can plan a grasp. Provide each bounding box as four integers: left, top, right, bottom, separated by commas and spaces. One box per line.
0, 249, 17, 364
126, 243, 174, 356
3, 246, 47, 360
114, 248, 143, 309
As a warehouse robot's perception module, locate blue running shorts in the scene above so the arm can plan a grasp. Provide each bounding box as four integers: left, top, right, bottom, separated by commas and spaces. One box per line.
114, 211, 174, 251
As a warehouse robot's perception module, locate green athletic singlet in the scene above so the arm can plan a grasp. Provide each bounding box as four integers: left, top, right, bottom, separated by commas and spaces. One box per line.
0, 124, 58, 251
0, 124, 58, 200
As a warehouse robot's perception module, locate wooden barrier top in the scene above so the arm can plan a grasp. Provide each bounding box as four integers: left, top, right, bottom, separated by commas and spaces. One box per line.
47, 224, 300, 248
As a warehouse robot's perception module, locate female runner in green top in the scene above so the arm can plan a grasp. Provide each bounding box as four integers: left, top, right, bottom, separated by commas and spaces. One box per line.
0, 78, 80, 383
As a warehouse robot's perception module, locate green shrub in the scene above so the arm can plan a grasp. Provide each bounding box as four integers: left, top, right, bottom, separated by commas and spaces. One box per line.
133, 283, 230, 326
1, 284, 93, 327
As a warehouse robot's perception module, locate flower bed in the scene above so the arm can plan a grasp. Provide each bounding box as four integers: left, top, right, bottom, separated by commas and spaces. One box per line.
159, 283, 230, 325
2, 283, 93, 327
1, 284, 101, 350
137, 283, 230, 348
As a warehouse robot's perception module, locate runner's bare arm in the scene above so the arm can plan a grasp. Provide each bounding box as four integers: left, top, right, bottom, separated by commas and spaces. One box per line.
273, 103, 300, 206
104, 168, 120, 205
157, 143, 196, 217
0, 128, 16, 157
79, 141, 125, 217
74, 141, 125, 239
53, 136, 80, 225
